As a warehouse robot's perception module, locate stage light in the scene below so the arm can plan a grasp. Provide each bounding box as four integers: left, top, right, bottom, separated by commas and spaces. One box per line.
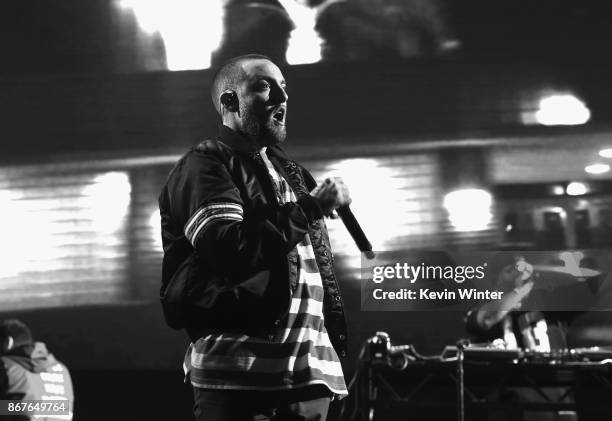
0, 172, 131, 280
584, 163, 610, 175
279, 0, 322, 64
566, 182, 587, 196
118, 0, 160, 34
118, 0, 224, 70
0, 169, 135, 309
323, 158, 405, 251
318, 157, 438, 257
599, 148, 612, 158
0, 190, 29, 278
548, 206, 566, 215
82, 172, 131, 234
0, 185, 88, 279
443, 189, 493, 232
534, 94, 591, 126
551, 185, 565, 195
149, 209, 163, 252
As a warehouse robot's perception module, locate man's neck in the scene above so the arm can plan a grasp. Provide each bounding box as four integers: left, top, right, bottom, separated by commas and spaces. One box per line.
219, 125, 266, 153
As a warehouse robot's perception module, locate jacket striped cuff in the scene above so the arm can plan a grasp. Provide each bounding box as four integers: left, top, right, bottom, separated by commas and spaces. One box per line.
185, 202, 243, 246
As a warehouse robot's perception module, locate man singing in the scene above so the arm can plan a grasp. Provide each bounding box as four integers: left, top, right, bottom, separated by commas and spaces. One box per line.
159, 54, 349, 420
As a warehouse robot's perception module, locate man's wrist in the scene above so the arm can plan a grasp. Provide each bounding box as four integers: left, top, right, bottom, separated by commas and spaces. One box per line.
298, 195, 324, 222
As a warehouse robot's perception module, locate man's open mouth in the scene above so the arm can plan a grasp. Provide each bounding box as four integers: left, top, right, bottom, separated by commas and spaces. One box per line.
272, 108, 286, 124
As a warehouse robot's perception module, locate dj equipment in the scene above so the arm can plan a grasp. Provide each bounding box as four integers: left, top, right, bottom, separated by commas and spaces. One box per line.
347, 332, 612, 421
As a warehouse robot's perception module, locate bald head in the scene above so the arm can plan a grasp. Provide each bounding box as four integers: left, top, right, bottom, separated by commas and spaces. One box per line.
209, 54, 288, 148
210, 54, 272, 115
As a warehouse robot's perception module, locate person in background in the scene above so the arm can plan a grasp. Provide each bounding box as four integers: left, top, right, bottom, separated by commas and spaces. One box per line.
465, 257, 578, 421
0, 319, 74, 421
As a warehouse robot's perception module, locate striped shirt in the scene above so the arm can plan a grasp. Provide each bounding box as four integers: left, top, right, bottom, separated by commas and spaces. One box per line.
183, 152, 348, 397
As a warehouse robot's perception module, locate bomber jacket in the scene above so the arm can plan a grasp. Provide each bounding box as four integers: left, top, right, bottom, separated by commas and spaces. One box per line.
159, 126, 348, 357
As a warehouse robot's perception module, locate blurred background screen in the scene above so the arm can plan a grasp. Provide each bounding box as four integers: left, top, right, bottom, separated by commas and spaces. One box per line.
1, 0, 612, 372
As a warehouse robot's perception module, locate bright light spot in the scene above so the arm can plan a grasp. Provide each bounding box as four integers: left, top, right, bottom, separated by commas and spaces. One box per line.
0, 189, 23, 202
0, 189, 87, 278
548, 206, 566, 215
0, 170, 132, 304
577, 199, 589, 209
440, 39, 462, 51
278, 0, 322, 64
0, 190, 31, 277
0, 172, 130, 279
443, 189, 493, 232
534, 94, 591, 126
551, 185, 565, 195
82, 172, 132, 233
599, 148, 612, 158
320, 158, 434, 253
585, 163, 610, 175
566, 182, 587, 196
505, 224, 513, 232
118, 0, 224, 70
149, 209, 163, 252
119, 0, 161, 34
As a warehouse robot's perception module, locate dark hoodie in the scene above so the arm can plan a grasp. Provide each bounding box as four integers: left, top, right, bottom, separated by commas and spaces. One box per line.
1, 342, 73, 419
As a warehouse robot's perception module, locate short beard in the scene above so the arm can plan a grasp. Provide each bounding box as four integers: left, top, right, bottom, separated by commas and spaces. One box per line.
241, 107, 286, 147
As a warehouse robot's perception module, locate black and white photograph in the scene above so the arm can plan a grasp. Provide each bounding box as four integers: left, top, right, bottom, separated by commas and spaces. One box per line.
1, 1, 612, 420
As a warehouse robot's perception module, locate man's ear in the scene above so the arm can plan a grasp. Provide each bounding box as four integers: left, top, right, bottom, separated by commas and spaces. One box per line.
1, 336, 13, 353
220, 91, 238, 112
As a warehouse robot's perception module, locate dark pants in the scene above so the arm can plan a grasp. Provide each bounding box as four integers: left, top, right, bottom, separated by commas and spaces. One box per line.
193, 385, 332, 421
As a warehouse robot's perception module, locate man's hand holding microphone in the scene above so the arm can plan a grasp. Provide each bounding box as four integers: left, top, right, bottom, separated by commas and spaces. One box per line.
310, 177, 352, 217
310, 177, 375, 259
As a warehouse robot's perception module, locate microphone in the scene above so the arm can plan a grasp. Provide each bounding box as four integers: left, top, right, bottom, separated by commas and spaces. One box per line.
336, 205, 375, 259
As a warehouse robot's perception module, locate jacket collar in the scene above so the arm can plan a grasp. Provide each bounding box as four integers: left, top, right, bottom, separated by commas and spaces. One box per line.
217, 125, 257, 154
